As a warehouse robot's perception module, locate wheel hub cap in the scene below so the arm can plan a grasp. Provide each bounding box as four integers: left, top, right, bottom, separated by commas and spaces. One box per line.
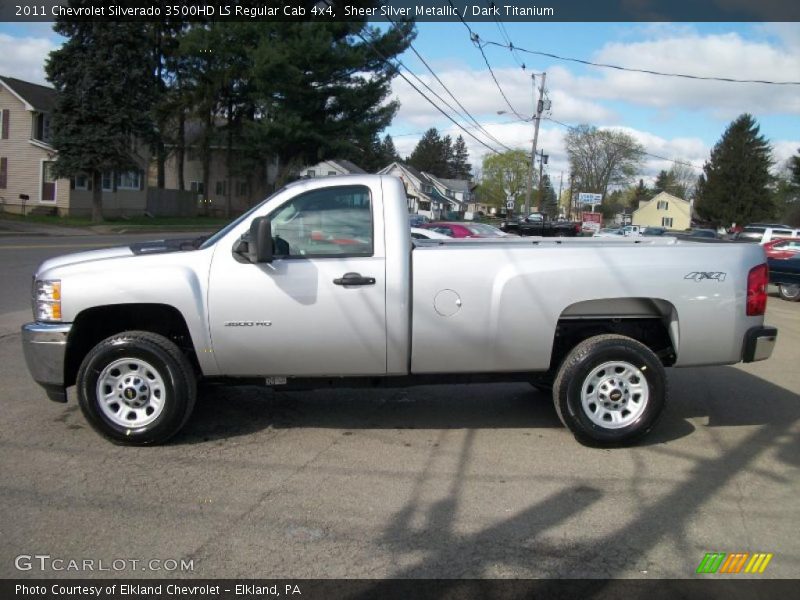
580, 361, 649, 429
96, 358, 166, 428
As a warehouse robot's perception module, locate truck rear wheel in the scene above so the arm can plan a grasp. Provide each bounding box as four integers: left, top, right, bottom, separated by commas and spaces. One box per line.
76, 331, 197, 445
552, 334, 666, 446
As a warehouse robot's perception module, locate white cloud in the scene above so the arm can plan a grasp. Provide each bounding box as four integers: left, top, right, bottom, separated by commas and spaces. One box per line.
773, 140, 800, 166
566, 30, 800, 118
390, 64, 615, 130
0, 33, 56, 84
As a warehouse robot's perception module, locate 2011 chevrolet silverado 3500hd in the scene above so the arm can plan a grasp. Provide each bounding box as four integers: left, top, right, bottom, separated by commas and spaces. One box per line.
22, 175, 778, 446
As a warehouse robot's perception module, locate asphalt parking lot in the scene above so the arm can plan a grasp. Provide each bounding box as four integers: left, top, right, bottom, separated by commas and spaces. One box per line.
0, 231, 798, 580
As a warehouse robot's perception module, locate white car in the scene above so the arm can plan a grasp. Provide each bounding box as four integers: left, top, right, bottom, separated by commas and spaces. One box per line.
410, 227, 450, 240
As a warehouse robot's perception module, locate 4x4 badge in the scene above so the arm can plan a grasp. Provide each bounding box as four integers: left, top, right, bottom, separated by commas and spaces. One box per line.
685, 271, 727, 282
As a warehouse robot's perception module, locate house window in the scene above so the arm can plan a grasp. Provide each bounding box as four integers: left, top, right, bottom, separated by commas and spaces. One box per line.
657, 200, 669, 210
74, 174, 89, 190
235, 181, 250, 197
34, 113, 51, 143
662, 217, 673, 228
306, 170, 315, 178
102, 171, 114, 191
0, 157, 7, 189
190, 181, 204, 194
1, 109, 8, 139
328, 171, 337, 176
215, 180, 227, 196
116, 170, 140, 190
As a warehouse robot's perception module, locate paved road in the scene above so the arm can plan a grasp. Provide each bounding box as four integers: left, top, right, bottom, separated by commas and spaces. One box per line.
0, 234, 798, 580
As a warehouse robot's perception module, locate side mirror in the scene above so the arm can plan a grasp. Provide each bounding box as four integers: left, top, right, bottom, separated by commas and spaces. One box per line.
248, 217, 273, 263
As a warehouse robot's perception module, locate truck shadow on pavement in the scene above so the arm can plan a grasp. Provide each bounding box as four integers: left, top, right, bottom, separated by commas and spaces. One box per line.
176, 366, 799, 449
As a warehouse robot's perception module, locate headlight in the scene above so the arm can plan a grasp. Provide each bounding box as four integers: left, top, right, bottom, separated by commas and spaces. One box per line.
34, 279, 62, 321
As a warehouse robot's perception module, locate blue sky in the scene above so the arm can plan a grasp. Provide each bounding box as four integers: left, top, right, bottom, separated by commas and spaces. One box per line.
1, 20, 798, 183
382, 21, 800, 180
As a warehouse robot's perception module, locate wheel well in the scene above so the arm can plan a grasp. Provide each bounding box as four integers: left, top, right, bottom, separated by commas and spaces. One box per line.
64, 304, 198, 388
551, 317, 676, 371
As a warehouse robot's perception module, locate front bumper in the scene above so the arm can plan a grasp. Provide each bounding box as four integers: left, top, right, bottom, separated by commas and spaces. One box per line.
742, 326, 778, 363
21, 322, 72, 402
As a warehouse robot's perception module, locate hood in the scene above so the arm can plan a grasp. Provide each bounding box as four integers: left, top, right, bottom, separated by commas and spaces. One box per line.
36, 237, 205, 277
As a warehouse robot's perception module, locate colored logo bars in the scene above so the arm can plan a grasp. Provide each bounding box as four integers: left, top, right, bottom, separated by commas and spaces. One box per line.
696, 552, 773, 574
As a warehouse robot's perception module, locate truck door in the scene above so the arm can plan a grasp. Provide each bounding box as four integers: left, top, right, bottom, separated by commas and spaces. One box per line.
207, 183, 387, 377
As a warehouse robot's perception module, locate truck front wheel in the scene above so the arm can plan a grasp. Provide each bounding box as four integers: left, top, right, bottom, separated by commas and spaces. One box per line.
552, 334, 666, 446
76, 331, 197, 445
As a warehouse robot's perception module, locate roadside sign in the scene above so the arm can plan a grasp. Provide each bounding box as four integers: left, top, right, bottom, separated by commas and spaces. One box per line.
581, 211, 602, 234
578, 192, 602, 204
506, 201, 515, 210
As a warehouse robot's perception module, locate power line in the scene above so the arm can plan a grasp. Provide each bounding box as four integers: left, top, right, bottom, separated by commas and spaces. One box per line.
482, 39, 800, 86
355, 29, 505, 156
448, 0, 529, 120
381, 11, 513, 152
391, 117, 529, 138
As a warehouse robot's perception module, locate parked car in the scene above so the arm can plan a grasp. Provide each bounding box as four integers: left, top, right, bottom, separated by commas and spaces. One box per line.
593, 228, 624, 238
688, 229, 719, 239
500, 212, 581, 237
642, 227, 667, 237
736, 225, 799, 244
768, 254, 800, 301
594, 225, 645, 238
408, 214, 430, 227
763, 238, 800, 260
422, 222, 511, 238
410, 227, 450, 240
22, 174, 777, 446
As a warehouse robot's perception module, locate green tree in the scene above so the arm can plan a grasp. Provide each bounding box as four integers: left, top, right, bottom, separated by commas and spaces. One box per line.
631, 179, 651, 209
694, 114, 775, 226
477, 149, 530, 211
565, 125, 644, 199
408, 128, 451, 176
773, 150, 800, 227
450, 135, 472, 179
45, 12, 158, 222
539, 173, 558, 217
247, 19, 415, 186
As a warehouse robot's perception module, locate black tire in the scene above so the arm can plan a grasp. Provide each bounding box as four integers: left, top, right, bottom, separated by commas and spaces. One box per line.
778, 284, 800, 302
552, 334, 667, 446
76, 331, 197, 445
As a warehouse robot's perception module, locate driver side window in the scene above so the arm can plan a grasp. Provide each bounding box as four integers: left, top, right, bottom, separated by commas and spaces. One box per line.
268, 185, 373, 258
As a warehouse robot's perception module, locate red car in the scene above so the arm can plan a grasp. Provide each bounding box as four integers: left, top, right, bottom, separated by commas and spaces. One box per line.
763, 238, 800, 260
421, 222, 510, 238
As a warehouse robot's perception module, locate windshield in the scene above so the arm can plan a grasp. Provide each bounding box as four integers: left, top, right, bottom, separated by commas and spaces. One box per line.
199, 189, 283, 250
466, 223, 504, 237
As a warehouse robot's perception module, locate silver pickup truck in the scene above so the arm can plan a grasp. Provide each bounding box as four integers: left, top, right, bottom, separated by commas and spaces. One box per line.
22, 175, 777, 446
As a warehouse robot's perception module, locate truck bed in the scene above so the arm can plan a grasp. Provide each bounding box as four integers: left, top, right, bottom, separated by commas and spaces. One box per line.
409, 235, 765, 372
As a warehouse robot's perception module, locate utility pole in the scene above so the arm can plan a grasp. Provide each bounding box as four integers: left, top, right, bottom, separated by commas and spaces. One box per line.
525, 71, 546, 216
557, 171, 563, 217
537, 149, 547, 211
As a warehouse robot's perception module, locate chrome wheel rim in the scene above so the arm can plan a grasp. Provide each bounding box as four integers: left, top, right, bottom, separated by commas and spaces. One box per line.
781, 284, 800, 299
96, 358, 166, 428
580, 361, 649, 429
